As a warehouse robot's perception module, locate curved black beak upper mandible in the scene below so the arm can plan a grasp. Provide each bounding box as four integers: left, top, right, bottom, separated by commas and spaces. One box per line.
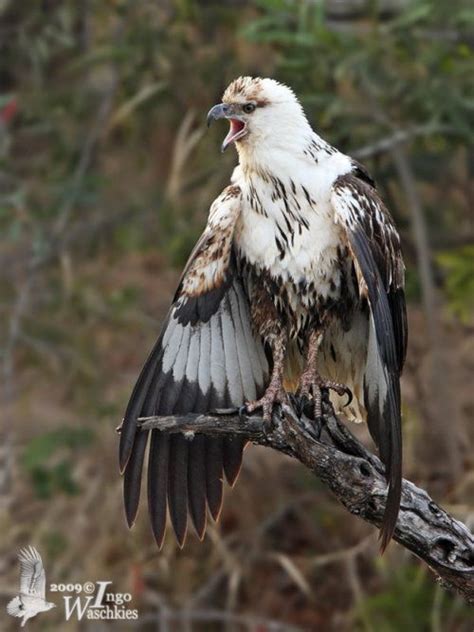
206, 103, 230, 127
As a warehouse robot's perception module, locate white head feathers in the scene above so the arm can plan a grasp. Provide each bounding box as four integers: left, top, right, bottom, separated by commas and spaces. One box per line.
219, 76, 313, 167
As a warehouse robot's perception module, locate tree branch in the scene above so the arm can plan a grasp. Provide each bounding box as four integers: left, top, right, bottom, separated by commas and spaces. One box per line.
137, 405, 474, 603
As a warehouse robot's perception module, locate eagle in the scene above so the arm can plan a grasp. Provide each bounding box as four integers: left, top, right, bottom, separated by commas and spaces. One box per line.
119, 77, 407, 552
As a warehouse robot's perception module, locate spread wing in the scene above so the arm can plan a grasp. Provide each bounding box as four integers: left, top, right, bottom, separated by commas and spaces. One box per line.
18, 546, 46, 598
119, 185, 269, 548
331, 172, 407, 550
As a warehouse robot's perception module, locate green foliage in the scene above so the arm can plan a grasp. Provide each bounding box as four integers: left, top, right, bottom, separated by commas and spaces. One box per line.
21, 428, 94, 499
437, 246, 474, 323
243, 0, 473, 143
354, 563, 471, 631
43, 531, 69, 560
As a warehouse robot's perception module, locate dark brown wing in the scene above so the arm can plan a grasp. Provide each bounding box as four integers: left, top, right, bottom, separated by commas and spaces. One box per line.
332, 172, 407, 550
119, 185, 269, 548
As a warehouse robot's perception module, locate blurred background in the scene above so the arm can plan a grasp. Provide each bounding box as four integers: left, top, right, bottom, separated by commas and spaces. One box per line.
0, 1, 473, 630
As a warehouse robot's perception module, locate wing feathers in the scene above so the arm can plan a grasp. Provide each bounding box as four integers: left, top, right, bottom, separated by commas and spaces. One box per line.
223, 437, 246, 487
147, 431, 169, 548
230, 289, 257, 401
198, 321, 212, 397
236, 283, 266, 390
205, 437, 224, 521
18, 546, 46, 598
123, 430, 148, 528
187, 435, 207, 539
209, 312, 226, 400
221, 298, 244, 405
349, 228, 402, 548
332, 173, 406, 549
119, 338, 162, 473
172, 325, 191, 383
167, 435, 189, 546
388, 287, 408, 372
121, 185, 269, 548
161, 320, 185, 374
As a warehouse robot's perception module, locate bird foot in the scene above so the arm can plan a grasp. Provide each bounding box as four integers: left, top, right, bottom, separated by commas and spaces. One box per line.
297, 368, 352, 421
246, 378, 289, 429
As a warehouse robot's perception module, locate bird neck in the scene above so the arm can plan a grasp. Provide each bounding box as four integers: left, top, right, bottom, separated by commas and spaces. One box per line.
236, 129, 337, 179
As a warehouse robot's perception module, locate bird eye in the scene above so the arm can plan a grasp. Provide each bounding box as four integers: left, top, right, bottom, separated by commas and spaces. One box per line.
243, 103, 256, 114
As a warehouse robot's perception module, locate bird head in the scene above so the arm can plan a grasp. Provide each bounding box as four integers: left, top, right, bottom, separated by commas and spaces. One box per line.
207, 77, 310, 157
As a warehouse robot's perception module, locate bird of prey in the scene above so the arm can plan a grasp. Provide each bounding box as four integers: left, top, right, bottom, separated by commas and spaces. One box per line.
119, 77, 407, 551
6, 546, 55, 627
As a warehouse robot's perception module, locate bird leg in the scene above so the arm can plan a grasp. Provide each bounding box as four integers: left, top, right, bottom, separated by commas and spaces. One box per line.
246, 332, 288, 427
298, 330, 352, 420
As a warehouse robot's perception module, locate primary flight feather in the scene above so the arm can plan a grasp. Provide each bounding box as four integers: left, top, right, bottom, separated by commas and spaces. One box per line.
119, 77, 407, 551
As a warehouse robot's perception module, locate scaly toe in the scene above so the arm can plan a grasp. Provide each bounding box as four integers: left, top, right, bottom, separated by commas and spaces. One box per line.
245, 386, 289, 429
244, 398, 274, 431
245, 400, 259, 414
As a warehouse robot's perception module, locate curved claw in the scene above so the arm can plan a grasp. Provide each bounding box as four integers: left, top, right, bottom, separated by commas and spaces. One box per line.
238, 404, 248, 421
342, 387, 353, 408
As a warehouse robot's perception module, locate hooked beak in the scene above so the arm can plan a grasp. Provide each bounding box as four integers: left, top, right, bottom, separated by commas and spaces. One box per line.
206, 103, 248, 152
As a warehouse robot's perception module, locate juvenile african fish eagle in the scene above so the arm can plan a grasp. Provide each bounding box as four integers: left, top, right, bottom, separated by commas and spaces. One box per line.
119, 77, 407, 551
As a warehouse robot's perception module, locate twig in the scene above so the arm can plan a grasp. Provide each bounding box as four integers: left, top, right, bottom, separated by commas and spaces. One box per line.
352, 124, 451, 160
309, 533, 375, 568
137, 405, 474, 603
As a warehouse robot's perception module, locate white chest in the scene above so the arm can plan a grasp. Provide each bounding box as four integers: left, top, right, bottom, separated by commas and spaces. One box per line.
234, 159, 349, 302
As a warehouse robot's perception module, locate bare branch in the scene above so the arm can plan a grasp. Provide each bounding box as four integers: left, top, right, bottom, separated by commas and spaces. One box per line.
352, 124, 451, 160
138, 405, 474, 603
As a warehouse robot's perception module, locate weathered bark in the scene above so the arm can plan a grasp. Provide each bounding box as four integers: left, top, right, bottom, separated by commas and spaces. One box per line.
137, 403, 474, 603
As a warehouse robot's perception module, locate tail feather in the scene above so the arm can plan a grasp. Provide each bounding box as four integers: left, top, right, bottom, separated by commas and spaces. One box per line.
223, 437, 245, 487
147, 432, 169, 548
167, 434, 189, 547
205, 437, 224, 521
123, 430, 148, 528
187, 435, 207, 539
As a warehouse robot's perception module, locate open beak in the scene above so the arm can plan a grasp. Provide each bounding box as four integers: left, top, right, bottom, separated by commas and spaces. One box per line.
206, 103, 248, 152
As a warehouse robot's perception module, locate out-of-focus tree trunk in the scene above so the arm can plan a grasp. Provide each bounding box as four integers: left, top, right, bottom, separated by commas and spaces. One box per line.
391, 146, 462, 486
